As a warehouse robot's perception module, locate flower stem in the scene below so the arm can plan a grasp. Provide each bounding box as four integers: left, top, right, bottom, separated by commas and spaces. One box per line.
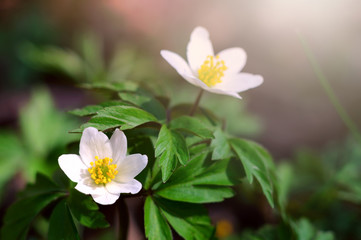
189, 89, 204, 116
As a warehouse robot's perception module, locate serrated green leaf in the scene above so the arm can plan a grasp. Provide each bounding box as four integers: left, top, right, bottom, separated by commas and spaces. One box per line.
169, 116, 214, 139
119, 90, 166, 121
230, 138, 275, 208
155, 125, 189, 182
156, 185, 234, 203
144, 197, 172, 240
68, 189, 109, 228
79, 105, 158, 131
155, 198, 214, 240
211, 128, 232, 160
69, 100, 133, 117
155, 154, 239, 203
48, 200, 80, 240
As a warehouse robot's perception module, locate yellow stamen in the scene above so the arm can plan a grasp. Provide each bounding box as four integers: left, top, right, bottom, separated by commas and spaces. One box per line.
198, 55, 227, 87
88, 156, 118, 185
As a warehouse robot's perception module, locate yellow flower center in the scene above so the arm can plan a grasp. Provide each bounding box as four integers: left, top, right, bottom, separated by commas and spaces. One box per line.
198, 55, 227, 87
88, 156, 118, 185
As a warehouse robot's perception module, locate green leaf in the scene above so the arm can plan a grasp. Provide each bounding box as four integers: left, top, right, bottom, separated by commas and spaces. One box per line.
78, 32, 104, 82
1, 174, 66, 240
127, 135, 158, 190
155, 125, 189, 182
67, 189, 109, 228
19, 88, 78, 159
20, 43, 83, 80
48, 200, 80, 240
292, 218, 335, 240
78, 105, 158, 131
276, 163, 293, 221
230, 138, 275, 208
211, 128, 232, 160
239, 223, 292, 240
169, 116, 214, 139
144, 197, 172, 240
155, 153, 239, 203
156, 183, 233, 204
119, 89, 167, 121
155, 198, 214, 240
80, 82, 139, 92
69, 100, 133, 117
0, 131, 24, 195
19, 174, 64, 198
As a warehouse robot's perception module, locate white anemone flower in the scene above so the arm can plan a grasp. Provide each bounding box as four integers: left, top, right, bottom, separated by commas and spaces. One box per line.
58, 127, 148, 205
161, 26, 263, 99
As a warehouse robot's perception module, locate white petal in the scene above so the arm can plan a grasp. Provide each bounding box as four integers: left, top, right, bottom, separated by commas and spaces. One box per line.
206, 87, 243, 99
79, 127, 112, 167
216, 73, 264, 92
106, 179, 142, 195
91, 191, 120, 205
160, 50, 196, 85
58, 154, 87, 183
115, 154, 148, 182
75, 177, 107, 195
183, 74, 243, 99
217, 47, 247, 74
182, 73, 211, 89
187, 26, 214, 73
110, 129, 127, 165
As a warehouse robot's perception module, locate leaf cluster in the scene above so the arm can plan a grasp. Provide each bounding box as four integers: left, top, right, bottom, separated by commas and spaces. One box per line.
66, 83, 279, 239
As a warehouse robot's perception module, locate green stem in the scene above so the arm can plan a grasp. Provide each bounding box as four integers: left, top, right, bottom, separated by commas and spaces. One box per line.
189, 89, 204, 116
298, 33, 361, 145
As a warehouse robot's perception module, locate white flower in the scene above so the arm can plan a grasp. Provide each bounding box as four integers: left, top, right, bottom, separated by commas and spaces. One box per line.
58, 127, 148, 205
160, 26, 263, 99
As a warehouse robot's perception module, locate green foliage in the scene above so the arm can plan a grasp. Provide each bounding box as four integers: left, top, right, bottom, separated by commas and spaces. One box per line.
155, 125, 189, 182
67, 189, 109, 229
48, 200, 80, 240
0, 88, 78, 201
155, 197, 214, 240
77, 105, 158, 132
230, 138, 275, 208
169, 116, 214, 139
1, 172, 111, 239
154, 152, 240, 203
144, 197, 172, 240
64, 82, 279, 239
118, 88, 167, 121
21, 43, 84, 79
20, 88, 78, 158
292, 218, 335, 240
21, 33, 163, 87
0, 174, 66, 240
211, 128, 232, 160
0, 132, 24, 196
69, 100, 133, 117
280, 139, 361, 239
2, 50, 281, 240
